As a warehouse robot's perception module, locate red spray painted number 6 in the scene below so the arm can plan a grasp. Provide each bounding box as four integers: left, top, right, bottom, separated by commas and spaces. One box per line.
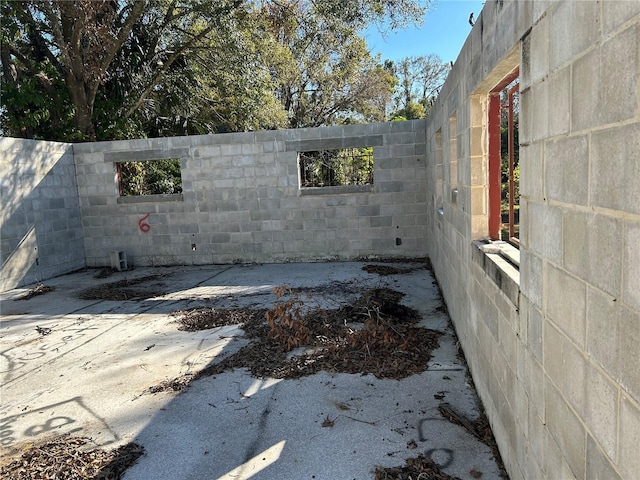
138, 213, 151, 233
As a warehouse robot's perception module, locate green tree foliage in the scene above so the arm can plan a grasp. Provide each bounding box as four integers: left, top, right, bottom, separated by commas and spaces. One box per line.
1, 0, 149, 141
387, 54, 449, 119
391, 100, 425, 121
299, 147, 374, 187
260, 1, 397, 128
119, 159, 182, 196
1, 0, 271, 140
2, 0, 429, 141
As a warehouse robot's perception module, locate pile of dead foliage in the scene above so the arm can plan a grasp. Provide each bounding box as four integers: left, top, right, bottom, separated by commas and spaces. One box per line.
146, 376, 194, 393
0, 436, 143, 480
374, 455, 462, 480
169, 286, 442, 383
78, 275, 167, 301
13, 284, 55, 301
174, 307, 267, 332
362, 264, 416, 276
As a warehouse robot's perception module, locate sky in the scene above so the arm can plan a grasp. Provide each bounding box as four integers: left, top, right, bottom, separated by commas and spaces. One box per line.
364, 0, 486, 64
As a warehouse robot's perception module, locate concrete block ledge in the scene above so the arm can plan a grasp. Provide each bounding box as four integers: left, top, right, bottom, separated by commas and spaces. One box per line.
117, 194, 184, 204
299, 185, 374, 196
472, 240, 520, 307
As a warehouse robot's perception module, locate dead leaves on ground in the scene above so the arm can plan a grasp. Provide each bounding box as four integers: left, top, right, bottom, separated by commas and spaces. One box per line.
174, 307, 266, 332
13, 284, 55, 301
374, 455, 461, 480
77, 275, 167, 301
0, 436, 143, 480
171, 287, 442, 382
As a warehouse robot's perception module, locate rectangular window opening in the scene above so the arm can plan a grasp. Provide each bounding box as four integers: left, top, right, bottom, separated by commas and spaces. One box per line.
489, 71, 520, 246
449, 114, 458, 204
116, 159, 183, 197
435, 129, 443, 214
298, 148, 374, 188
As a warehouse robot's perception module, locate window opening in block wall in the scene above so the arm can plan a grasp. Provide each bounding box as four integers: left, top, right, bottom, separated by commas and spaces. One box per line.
489, 69, 519, 245
298, 148, 373, 188
435, 129, 443, 213
116, 159, 182, 196
449, 113, 458, 203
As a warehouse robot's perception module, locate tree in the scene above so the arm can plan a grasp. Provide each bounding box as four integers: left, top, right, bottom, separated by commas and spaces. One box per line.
388, 54, 449, 119
1, 0, 149, 140
1, 0, 430, 141
1, 0, 248, 140
108, 5, 287, 137
260, 1, 399, 128
390, 101, 425, 121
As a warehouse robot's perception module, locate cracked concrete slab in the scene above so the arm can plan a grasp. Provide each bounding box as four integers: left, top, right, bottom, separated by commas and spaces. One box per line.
0, 262, 505, 479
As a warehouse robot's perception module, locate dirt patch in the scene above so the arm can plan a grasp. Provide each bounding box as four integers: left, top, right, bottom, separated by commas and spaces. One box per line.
78, 275, 169, 301
168, 287, 442, 383
362, 264, 416, 275
13, 284, 55, 301
0, 436, 143, 479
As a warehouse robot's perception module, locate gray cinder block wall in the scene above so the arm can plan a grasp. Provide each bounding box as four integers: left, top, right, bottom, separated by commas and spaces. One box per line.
72, 120, 427, 267
0, 138, 85, 291
424, 1, 640, 479
2, 2, 639, 478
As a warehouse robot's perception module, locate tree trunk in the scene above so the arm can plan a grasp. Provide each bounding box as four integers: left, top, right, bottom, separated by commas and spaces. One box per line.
64, 70, 96, 141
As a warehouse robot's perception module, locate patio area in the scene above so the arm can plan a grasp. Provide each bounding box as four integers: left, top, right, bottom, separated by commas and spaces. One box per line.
1, 260, 505, 479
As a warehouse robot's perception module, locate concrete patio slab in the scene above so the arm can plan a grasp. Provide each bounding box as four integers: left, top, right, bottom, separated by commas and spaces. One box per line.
0, 262, 505, 479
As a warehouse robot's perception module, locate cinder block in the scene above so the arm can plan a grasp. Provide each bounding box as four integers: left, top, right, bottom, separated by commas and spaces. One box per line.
586, 434, 621, 480
549, 0, 600, 70
525, 11, 550, 87
591, 122, 640, 216
370, 216, 392, 228
377, 158, 401, 170
528, 303, 543, 363
545, 264, 586, 348
241, 143, 263, 155
110, 250, 129, 272
618, 305, 640, 400
220, 144, 242, 156
544, 380, 586, 480
356, 205, 380, 217
543, 205, 563, 265
543, 321, 564, 390
572, 25, 639, 132
600, 25, 639, 124
624, 221, 640, 310
563, 211, 622, 297
603, 0, 640, 35
378, 181, 404, 193
619, 394, 640, 479
586, 287, 619, 379
562, 338, 588, 417
521, 251, 542, 309
544, 134, 589, 205
547, 66, 570, 137
585, 364, 618, 460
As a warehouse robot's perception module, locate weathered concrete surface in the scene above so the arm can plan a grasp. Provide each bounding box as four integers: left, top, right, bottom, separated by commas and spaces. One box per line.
0, 262, 503, 479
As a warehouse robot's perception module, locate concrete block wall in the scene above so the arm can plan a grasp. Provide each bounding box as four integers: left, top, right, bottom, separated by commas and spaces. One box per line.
424, 1, 640, 479
72, 120, 427, 266
0, 138, 85, 290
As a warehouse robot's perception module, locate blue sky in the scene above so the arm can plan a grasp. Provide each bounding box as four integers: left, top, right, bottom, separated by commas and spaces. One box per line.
364, 0, 486, 64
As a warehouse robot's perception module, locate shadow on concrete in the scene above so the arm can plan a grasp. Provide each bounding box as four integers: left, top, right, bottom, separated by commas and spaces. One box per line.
0, 262, 506, 480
